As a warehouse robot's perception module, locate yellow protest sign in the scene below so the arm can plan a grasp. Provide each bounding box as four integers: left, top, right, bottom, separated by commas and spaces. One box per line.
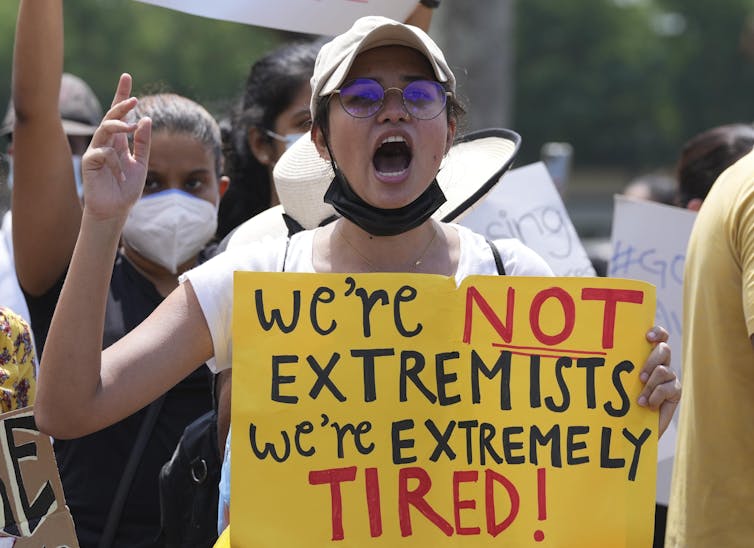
231, 274, 657, 547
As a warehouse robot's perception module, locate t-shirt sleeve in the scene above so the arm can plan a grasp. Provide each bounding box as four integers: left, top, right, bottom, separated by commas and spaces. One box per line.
496, 238, 555, 277
179, 240, 285, 372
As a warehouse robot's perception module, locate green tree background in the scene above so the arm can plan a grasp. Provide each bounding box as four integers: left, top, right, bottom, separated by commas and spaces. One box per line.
1, 0, 754, 235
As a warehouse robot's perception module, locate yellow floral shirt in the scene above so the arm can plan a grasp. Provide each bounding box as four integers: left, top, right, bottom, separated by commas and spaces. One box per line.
0, 306, 37, 412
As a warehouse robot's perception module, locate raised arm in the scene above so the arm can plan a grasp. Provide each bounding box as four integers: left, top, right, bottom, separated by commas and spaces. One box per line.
11, 0, 83, 295
35, 77, 212, 438
404, 2, 435, 32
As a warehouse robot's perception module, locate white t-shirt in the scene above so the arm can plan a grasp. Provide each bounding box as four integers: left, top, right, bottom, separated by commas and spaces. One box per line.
0, 212, 31, 324
181, 223, 553, 372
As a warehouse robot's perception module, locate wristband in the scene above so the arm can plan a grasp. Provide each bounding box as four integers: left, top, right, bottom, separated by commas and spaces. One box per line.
419, 0, 441, 8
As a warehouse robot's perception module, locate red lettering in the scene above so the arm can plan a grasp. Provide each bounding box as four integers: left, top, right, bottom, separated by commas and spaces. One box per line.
398, 466, 453, 537
365, 467, 382, 537
529, 287, 575, 345
453, 470, 481, 535
308, 466, 357, 540
463, 286, 515, 344
485, 469, 520, 537
581, 288, 644, 349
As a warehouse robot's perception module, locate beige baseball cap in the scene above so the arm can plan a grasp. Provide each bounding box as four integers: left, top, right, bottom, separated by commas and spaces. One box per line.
309, 15, 456, 118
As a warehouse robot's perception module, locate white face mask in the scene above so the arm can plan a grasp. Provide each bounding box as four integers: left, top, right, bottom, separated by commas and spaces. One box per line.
121, 189, 218, 274
6, 154, 85, 198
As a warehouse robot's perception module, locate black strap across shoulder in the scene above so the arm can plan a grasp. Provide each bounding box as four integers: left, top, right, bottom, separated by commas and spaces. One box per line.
486, 238, 506, 275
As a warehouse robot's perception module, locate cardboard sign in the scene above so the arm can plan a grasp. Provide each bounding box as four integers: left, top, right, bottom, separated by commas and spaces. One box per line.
231, 273, 657, 546
135, 0, 417, 36
0, 407, 78, 547
460, 163, 596, 277
608, 195, 696, 504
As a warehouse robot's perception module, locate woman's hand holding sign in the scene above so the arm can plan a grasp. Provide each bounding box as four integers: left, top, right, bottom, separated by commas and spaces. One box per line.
639, 326, 680, 437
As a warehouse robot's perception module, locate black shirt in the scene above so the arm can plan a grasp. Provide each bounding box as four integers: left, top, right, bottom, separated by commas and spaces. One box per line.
27, 252, 212, 548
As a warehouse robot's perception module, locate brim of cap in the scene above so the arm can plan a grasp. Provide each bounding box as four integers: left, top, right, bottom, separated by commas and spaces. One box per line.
318, 22, 450, 98
0, 119, 98, 137
224, 128, 521, 248
61, 119, 98, 136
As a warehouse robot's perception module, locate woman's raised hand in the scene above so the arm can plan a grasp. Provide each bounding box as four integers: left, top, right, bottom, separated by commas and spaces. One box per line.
82, 73, 151, 222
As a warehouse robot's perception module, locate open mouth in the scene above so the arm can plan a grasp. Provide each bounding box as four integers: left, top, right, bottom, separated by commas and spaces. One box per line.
373, 136, 412, 177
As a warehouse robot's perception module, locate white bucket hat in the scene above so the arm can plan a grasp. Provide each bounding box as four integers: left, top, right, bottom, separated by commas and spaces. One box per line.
227, 128, 521, 248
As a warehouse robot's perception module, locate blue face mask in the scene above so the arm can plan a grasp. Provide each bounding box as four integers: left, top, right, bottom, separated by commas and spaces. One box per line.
6, 154, 85, 198
264, 129, 305, 150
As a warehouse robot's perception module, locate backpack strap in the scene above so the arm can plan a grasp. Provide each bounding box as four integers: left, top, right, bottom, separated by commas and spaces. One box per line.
486, 238, 506, 275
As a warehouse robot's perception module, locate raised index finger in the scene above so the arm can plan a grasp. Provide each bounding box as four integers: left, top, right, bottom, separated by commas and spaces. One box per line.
110, 73, 133, 108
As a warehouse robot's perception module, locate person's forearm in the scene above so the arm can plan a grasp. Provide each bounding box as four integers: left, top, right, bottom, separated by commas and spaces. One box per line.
35, 212, 122, 437
405, 3, 434, 33
11, 0, 83, 296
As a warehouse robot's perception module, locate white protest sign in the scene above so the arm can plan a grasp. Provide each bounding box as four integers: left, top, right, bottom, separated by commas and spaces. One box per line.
608, 195, 696, 504
135, 0, 416, 36
460, 162, 596, 277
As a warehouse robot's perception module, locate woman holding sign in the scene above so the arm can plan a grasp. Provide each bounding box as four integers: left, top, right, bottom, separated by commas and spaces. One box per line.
35, 15, 680, 542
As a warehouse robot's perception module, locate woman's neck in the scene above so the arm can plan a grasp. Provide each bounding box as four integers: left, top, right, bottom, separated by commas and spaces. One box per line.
318, 219, 458, 275
120, 245, 195, 297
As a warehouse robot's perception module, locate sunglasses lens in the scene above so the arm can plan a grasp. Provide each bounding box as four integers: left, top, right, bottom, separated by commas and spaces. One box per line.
404, 80, 447, 119
338, 79, 383, 118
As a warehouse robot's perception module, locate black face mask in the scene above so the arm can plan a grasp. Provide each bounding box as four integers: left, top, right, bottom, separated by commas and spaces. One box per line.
323, 168, 447, 237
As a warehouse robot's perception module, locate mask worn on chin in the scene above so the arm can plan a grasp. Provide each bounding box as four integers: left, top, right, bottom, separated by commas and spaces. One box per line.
323, 168, 447, 237
6, 155, 84, 198
121, 189, 218, 274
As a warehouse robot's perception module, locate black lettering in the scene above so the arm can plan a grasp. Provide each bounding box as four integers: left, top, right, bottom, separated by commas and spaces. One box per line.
354, 287, 389, 337
271, 355, 298, 404
530, 354, 541, 408
623, 427, 652, 481
577, 357, 605, 409
502, 426, 525, 464
311, 287, 336, 335
471, 350, 512, 410
254, 289, 300, 333
331, 421, 375, 457
458, 420, 479, 465
436, 352, 461, 406
391, 419, 416, 464
425, 419, 457, 462
600, 427, 625, 469
479, 423, 503, 465
400, 351, 437, 403
248, 423, 291, 462
350, 348, 395, 402
530, 425, 562, 467
394, 285, 422, 337
294, 421, 316, 457
566, 425, 589, 465
605, 360, 633, 417
545, 357, 572, 412
307, 353, 346, 402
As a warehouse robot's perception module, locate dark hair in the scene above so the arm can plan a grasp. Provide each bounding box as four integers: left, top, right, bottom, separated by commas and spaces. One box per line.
676, 123, 754, 207
216, 40, 322, 240
131, 93, 223, 177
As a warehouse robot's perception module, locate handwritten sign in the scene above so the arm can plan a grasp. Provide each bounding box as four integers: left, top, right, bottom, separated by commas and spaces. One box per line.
608, 195, 695, 504
460, 163, 596, 277
231, 273, 657, 546
0, 407, 78, 547
135, 0, 417, 36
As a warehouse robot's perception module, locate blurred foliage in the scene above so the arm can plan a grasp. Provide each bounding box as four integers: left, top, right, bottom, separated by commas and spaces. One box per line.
0, 0, 305, 122
514, 0, 754, 169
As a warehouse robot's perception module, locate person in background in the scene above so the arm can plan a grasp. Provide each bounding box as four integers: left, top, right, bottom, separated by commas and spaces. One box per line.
622, 172, 677, 206
664, 123, 754, 547
10, 2, 225, 544
674, 122, 754, 210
